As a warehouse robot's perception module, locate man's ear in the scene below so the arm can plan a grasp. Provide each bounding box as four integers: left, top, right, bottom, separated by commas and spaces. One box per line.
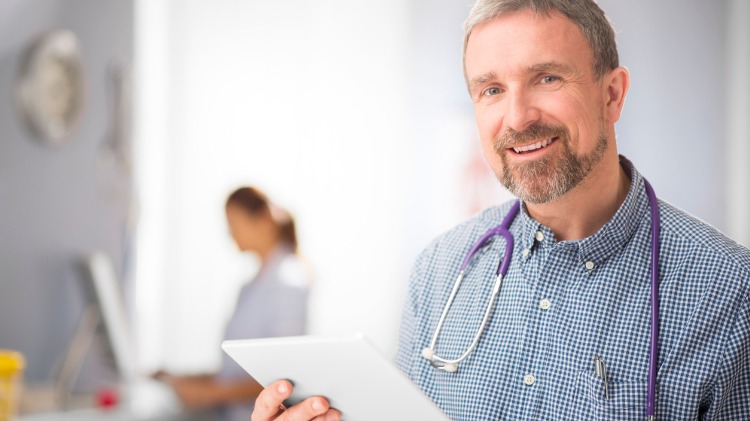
604, 66, 630, 123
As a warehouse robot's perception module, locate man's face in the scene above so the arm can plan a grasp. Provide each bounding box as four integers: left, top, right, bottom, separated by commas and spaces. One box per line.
465, 10, 612, 204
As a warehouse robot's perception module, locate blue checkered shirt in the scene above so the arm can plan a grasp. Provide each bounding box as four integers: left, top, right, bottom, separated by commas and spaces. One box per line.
396, 158, 750, 420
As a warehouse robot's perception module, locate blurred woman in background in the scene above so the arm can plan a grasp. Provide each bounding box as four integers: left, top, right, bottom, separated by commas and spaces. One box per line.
158, 187, 310, 421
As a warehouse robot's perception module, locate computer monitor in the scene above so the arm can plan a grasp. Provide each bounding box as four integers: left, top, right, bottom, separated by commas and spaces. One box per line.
50, 251, 178, 414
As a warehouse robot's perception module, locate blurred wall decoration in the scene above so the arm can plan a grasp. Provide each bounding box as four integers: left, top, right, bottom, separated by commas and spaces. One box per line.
15, 30, 86, 146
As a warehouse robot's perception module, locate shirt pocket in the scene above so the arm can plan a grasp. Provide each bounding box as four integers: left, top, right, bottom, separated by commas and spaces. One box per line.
568, 370, 652, 421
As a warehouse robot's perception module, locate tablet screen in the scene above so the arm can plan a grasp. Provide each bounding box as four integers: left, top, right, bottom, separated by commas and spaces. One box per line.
222, 334, 450, 421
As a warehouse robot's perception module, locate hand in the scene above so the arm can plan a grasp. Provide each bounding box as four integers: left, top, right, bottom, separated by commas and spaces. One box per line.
151, 370, 169, 381
252, 380, 341, 421
168, 376, 213, 410
154, 374, 212, 410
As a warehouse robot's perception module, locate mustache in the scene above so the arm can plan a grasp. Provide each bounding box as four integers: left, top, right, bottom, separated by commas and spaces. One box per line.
494, 123, 568, 152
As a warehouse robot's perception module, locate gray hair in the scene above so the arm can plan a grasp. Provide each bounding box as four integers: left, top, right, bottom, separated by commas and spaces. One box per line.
463, 0, 619, 79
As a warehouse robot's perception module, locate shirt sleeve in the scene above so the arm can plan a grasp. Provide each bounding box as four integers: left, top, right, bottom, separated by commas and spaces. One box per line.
708, 292, 750, 419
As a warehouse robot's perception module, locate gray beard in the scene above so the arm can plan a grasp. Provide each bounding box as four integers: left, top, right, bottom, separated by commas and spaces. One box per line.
494, 123, 608, 204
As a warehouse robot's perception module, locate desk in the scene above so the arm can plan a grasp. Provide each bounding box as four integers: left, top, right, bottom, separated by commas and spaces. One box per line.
18, 409, 212, 421
18, 379, 209, 421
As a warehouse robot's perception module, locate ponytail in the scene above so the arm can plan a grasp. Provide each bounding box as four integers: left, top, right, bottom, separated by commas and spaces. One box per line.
227, 186, 298, 253
275, 210, 298, 253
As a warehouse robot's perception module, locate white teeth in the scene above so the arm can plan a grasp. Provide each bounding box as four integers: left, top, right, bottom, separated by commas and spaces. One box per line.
513, 137, 554, 153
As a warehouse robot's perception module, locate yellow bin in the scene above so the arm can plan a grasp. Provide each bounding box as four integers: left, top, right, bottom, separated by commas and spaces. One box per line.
0, 351, 24, 421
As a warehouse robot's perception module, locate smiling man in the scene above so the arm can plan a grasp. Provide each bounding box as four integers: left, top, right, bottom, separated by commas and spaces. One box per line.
466, 4, 627, 241
252, 1, 750, 420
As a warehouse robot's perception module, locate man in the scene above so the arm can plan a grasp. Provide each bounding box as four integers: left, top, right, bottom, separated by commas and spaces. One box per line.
252, 0, 750, 419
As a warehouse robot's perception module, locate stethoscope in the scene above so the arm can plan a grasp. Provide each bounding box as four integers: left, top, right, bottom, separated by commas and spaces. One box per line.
421, 179, 661, 420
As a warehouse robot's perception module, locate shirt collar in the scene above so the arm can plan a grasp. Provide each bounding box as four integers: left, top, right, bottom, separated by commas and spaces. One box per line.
515, 155, 648, 266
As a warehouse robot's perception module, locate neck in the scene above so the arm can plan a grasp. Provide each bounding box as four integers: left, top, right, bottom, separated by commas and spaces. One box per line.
525, 154, 630, 241
256, 237, 282, 264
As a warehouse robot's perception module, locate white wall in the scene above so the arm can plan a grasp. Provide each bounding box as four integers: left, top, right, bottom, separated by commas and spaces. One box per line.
599, 0, 728, 232
725, 0, 750, 247
135, 0, 419, 371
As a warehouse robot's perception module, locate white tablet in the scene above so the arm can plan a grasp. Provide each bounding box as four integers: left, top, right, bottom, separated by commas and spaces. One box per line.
222, 334, 450, 421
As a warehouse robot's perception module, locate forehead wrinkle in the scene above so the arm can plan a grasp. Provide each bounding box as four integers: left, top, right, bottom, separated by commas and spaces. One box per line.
526, 61, 579, 77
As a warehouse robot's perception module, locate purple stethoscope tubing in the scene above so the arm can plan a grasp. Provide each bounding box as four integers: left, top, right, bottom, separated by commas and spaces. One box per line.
459, 200, 520, 274
644, 179, 660, 420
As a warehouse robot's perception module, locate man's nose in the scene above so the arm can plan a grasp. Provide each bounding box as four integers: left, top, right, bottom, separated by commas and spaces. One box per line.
503, 90, 540, 132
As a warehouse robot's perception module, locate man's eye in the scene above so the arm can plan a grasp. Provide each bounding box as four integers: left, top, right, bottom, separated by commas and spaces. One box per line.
541, 75, 559, 84
483, 87, 501, 96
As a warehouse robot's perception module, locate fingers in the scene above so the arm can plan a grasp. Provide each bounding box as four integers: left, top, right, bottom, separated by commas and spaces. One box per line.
252, 380, 339, 421
280, 397, 336, 421
253, 380, 293, 421
310, 408, 342, 421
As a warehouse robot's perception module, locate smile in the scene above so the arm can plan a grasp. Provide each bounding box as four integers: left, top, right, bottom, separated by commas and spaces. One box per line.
512, 137, 558, 154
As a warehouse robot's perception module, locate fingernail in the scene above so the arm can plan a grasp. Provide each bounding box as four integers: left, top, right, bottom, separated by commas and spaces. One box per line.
277, 383, 288, 394
326, 411, 340, 421
312, 399, 324, 411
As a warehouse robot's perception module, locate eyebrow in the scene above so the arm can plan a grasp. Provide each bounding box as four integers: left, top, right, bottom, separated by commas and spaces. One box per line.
469, 72, 498, 90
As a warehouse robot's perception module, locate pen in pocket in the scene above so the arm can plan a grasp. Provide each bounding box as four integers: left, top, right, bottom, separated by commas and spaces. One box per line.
594, 356, 609, 400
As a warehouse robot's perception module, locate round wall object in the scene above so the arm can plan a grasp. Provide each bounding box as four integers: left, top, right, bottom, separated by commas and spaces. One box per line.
16, 30, 86, 146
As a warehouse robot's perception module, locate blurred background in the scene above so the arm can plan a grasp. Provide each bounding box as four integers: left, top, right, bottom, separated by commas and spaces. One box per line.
0, 0, 748, 418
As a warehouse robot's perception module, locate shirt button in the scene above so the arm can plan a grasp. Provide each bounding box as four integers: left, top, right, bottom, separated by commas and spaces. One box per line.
524, 374, 536, 386
585, 261, 595, 270
540, 299, 551, 310
535, 231, 544, 242
522, 248, 530, 257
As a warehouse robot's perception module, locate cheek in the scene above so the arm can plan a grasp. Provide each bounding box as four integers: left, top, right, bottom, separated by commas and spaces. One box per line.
229, 222, 252, 246
558, 90, 606, 142
480, 135, 500, 165
475, 105, 503, 143
231, 230, 246, 248
474, 105, 506, 167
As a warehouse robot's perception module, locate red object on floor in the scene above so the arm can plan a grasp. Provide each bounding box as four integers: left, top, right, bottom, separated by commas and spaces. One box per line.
96, 387, 119, 408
